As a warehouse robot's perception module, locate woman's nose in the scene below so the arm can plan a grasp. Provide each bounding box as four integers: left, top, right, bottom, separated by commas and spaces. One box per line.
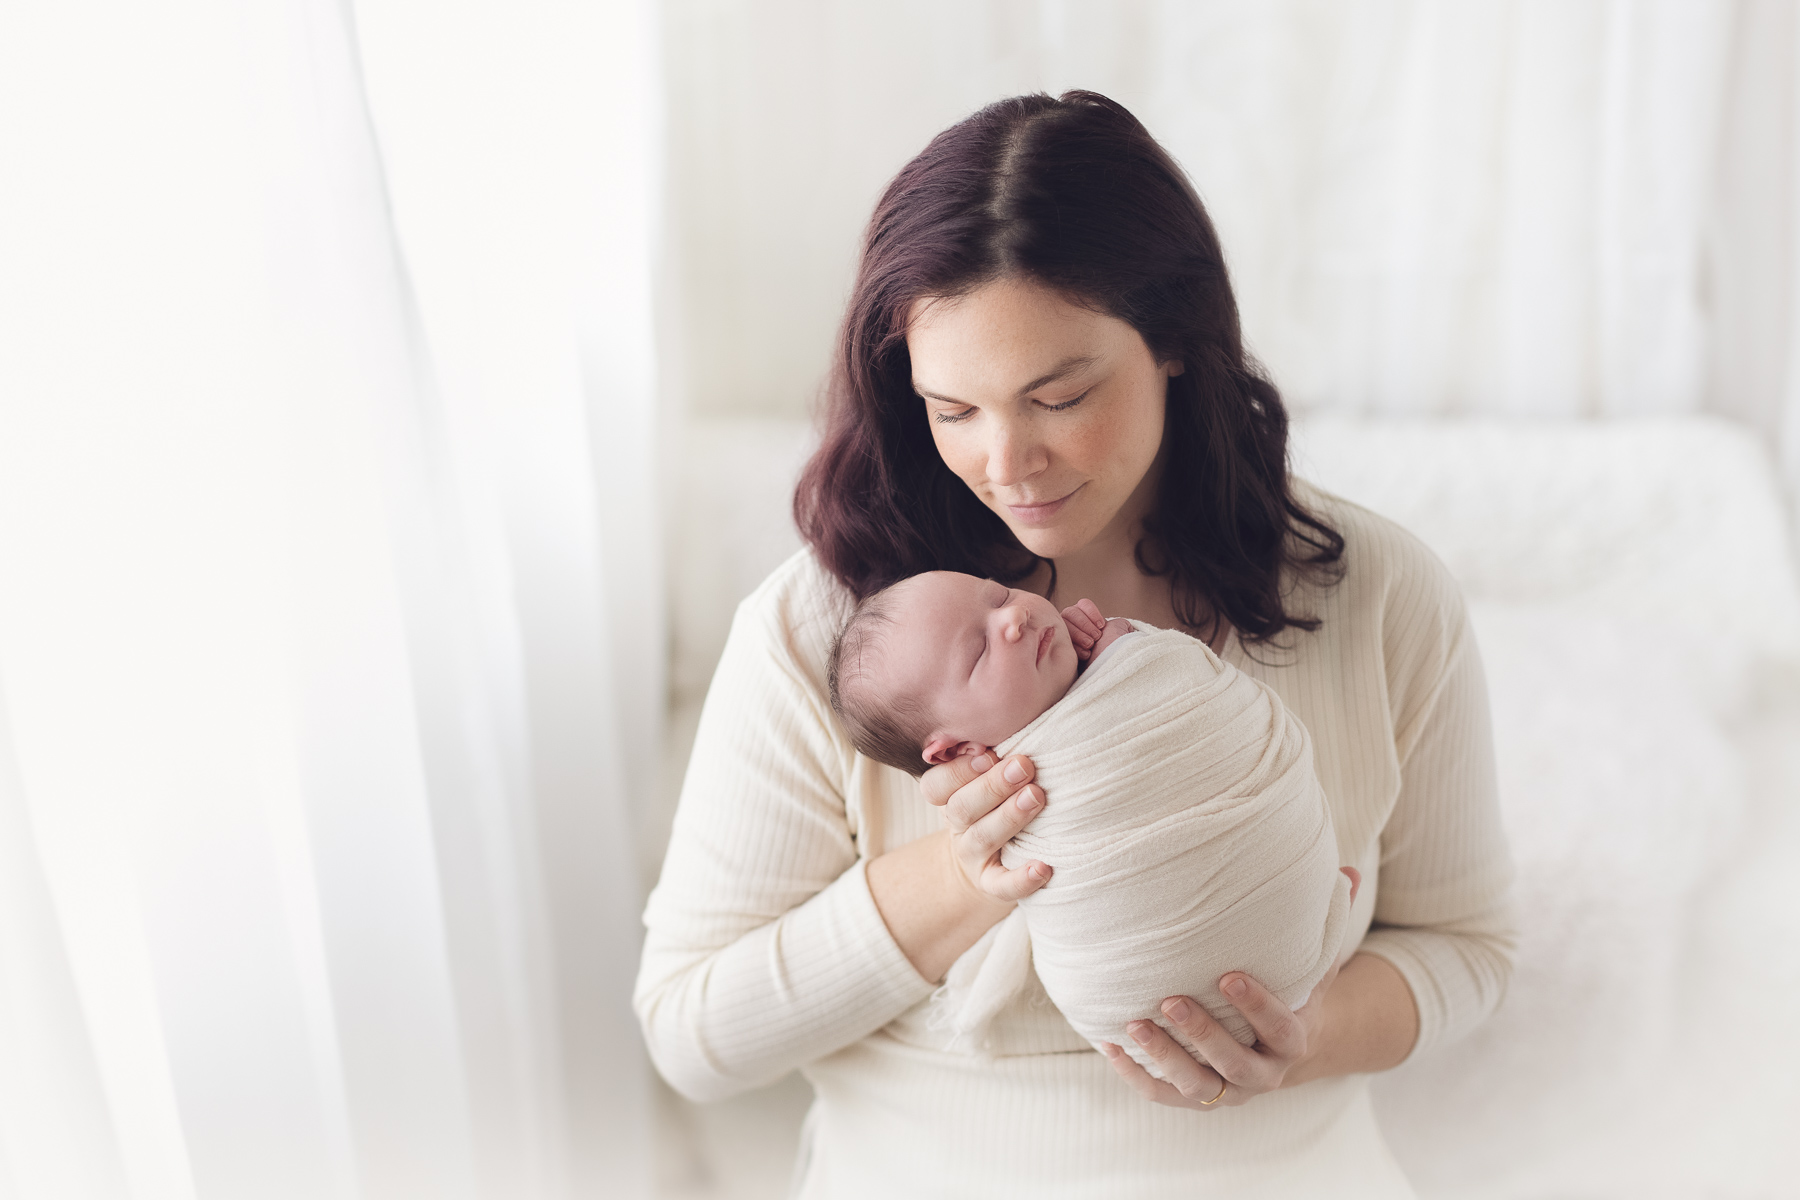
984, 419, 1047, 487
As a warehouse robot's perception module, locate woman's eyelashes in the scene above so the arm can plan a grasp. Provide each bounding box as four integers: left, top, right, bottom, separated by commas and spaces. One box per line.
924, 389, 1093, 423
1036, 388, 1092, 413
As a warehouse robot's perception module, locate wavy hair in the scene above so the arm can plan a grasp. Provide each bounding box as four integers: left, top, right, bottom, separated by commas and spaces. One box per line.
793, 90, 1343, 644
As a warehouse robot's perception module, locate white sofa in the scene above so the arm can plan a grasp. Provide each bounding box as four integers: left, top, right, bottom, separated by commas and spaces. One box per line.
658, 415, 1800, 1199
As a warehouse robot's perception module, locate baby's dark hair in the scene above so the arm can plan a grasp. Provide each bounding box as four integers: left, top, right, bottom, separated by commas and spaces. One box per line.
826, 586, 937, 777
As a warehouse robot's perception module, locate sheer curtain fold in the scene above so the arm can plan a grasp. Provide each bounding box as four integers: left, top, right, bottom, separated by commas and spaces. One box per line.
0, 1, 655, 1197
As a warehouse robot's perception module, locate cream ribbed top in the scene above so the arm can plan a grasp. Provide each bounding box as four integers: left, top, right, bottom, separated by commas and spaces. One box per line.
636, 488, 1517, 1198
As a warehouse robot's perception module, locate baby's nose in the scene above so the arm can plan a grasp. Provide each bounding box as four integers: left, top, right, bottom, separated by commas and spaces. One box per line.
999, 605, 1031, 641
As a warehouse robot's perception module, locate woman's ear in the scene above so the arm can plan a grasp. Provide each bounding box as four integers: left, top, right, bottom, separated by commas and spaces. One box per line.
921, 736, 976, 766
1163, 358, 1185, 377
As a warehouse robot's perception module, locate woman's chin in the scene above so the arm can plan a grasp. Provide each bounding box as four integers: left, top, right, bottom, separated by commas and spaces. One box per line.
971, 483, 1105, 559
1006, 522, 1095, 561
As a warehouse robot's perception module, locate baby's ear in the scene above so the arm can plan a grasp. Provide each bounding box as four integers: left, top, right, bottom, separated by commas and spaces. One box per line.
921, 736, 975, 766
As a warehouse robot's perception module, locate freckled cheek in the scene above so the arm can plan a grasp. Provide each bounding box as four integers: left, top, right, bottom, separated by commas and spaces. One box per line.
1099, 399, 1164, 476
1059, 411, 1148, 484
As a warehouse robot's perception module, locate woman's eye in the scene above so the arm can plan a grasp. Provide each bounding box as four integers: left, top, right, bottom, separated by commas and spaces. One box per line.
1037, 389, 1091, 413
932, 407, 977, 425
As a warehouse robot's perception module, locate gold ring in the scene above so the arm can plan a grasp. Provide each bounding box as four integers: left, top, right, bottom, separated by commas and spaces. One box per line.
1199, 1075, 1228, 1106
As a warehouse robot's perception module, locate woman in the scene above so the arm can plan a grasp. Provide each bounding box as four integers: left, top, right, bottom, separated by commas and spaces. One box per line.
636, 91, 1515, 1197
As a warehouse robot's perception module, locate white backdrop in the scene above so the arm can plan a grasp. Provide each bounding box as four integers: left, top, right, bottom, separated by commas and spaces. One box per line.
650, 6, 1800, 1196
661, 0, 1800, 499
7, 3, 1800, 1198
0, 1, 657, 1197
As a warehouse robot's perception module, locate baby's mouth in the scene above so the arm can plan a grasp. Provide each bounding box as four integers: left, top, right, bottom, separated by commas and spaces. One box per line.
1035, 624, 1054, 665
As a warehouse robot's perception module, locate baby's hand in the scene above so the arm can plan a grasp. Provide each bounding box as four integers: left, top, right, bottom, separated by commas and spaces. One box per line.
1060, 599, 1110, 662
1090, 616, 1133, 659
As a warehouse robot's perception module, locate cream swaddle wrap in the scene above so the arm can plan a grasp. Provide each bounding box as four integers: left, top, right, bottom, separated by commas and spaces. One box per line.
932, 623, 1353, 1076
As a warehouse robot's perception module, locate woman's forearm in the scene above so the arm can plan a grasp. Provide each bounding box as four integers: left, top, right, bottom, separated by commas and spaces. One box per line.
867, 829, 1016, 983
1285, 952, 1419, 1085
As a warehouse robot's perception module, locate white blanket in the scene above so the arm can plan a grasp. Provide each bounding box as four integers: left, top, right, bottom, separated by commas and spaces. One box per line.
935, 624, 1352, 1075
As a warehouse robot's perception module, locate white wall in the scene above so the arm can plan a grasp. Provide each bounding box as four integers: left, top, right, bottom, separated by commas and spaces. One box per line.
659, 0, 1800, 497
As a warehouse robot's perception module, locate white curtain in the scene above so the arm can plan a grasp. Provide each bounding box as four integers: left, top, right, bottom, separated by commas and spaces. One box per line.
0, 1, 657, 1197
661, 0, 1800, 501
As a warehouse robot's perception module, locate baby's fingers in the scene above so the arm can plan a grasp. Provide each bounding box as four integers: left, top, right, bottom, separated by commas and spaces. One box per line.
1059, 613, 1097, 650
1060, 599, 1105, 642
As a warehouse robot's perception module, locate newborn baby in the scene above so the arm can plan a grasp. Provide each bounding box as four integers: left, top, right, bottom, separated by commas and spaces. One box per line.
827, 570, 1352, 1071
828, 570, 1133, 777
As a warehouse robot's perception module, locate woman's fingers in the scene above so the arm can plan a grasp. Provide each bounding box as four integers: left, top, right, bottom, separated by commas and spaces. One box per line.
945, 754, 1036, 831
920, 750, 995, 810
1221, 973, 1308, 1058
979, 856, 1052, 901
929, 752, 1045, 896
1216, 978, 1317, 1079
951, 782, 1047, 898
1120, 1023, 1234, 1107
1110, 978, 1325, 1112
1100, 1043, 1199, 1108
1123, 1021, 1209, 1098
1156, 995, 1268, 1088
959, 782, 1043, 863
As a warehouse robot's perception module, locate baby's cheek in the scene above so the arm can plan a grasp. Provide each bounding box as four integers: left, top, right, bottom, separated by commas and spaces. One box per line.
1048, 648, 1079, 697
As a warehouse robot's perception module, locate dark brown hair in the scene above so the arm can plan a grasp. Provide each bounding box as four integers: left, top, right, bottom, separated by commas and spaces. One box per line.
794, 90, 1343, 645
824, 586, 935, 777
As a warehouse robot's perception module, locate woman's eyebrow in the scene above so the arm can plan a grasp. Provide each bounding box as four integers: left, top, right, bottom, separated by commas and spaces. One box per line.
913, 354, 1100, 405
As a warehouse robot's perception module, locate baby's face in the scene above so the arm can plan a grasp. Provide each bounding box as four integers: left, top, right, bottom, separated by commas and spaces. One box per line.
878, 571, 1079, 763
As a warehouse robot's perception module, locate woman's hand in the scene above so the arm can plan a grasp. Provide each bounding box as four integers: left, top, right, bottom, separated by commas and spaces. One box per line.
1099, 963, 1340, 1109
867, 749, 1052, 983
920, 750, 1053, 901
1100, 867, 1380, 1108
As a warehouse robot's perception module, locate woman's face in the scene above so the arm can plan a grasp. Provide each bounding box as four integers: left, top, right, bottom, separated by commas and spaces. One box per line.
906, 276, 1182, 561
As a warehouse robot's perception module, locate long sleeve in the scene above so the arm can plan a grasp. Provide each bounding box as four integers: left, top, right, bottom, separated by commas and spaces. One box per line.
634, 560, 935, 1102
1356, 537, 1518, 1060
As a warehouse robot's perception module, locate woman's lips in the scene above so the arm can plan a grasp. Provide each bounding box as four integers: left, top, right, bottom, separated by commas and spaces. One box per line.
1005, 485, 1082, 527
